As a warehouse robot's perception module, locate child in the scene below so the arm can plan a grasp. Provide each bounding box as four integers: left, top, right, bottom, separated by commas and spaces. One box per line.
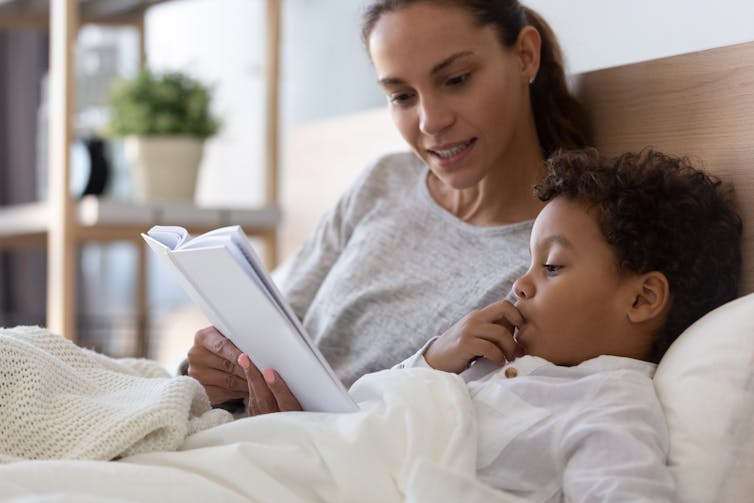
395, 147, 743, 501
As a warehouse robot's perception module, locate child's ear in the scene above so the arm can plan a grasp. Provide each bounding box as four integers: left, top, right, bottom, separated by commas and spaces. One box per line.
627, 271, 670, 324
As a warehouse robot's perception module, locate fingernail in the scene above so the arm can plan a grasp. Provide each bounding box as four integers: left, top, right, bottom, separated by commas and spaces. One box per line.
238, 353, 251, 369
263, 368, 276, 384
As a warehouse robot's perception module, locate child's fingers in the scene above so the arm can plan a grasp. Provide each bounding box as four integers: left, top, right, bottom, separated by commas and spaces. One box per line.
468, 323, 518, 361
476, 299, 524, 328
467, 338, 507, 366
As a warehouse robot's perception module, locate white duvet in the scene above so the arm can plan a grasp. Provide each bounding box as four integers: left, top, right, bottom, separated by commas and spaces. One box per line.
0, 365, 528, 503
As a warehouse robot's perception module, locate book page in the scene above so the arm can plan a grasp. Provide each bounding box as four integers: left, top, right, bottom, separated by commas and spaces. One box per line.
145, 226, 189, 250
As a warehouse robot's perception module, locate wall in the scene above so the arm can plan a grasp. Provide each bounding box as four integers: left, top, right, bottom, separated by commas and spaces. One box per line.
145, 0, 754, 209
525, 0, 754, 74
145, 0, 382, 207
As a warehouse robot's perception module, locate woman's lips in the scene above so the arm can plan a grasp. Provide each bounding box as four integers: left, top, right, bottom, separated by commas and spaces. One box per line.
427, 139, 476, 165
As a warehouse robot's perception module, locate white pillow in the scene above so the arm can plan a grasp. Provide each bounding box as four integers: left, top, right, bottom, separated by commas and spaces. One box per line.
654, 292, 754, 503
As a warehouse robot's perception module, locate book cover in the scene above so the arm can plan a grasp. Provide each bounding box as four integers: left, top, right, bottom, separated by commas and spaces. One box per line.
143, 225, 358, 413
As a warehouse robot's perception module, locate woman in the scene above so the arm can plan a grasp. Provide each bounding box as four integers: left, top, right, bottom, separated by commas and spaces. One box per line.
186, 0, 589, 412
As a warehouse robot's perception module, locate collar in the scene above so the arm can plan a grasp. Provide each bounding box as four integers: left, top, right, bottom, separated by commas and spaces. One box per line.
463, 354, 657, 383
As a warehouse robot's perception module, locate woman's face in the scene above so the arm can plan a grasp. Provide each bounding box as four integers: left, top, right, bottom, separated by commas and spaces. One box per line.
368, 3, 536, 189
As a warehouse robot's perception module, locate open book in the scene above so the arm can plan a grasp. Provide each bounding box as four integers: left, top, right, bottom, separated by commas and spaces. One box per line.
142, 225, 358, 413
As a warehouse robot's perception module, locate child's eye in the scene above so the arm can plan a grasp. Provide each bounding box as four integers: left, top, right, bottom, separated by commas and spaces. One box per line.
447, 73, 470, 87
543, 264, 561, 276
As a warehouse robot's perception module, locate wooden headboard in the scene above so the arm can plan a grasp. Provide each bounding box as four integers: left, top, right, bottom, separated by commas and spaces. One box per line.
574, 41, 754, 295
282, 41, 754, 294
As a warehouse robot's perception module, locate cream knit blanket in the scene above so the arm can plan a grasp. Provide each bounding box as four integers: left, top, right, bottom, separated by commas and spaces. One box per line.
0, 326, 232, 462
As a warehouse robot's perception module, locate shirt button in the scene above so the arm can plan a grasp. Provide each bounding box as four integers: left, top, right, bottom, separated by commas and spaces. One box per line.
504, 367, 518, 378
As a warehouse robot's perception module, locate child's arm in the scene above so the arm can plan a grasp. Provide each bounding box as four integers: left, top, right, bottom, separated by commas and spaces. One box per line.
423, 299, 524, 374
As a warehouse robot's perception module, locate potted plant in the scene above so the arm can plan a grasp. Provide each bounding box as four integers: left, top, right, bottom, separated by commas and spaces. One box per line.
106, 69, 220, 202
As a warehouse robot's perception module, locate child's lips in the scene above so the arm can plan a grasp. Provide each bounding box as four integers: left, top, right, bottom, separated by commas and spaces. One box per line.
513, 323, 528, 350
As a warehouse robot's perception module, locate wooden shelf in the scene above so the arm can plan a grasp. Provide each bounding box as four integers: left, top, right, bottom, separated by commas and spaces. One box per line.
0, 198, 281, 246
0, 0, 283, 352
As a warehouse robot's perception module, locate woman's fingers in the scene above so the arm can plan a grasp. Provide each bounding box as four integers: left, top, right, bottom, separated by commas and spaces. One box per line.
263, 369, 303, 412
195, 326, 243, 366
190, 348, 246, 379
203, 385, 247, 405
188, 355, 248, 391
238, 354, 278, 415
187, 326, 248, 405
238, 354, 303, 415
187, 347, 248, 404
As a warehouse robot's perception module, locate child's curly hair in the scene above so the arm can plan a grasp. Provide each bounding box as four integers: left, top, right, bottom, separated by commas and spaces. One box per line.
535, 148, 743, 362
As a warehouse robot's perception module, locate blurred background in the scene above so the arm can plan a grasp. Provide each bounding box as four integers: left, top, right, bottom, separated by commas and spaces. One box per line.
1, 0, 753, 372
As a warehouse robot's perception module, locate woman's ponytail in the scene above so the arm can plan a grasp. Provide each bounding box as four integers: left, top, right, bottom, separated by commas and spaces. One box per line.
524, 7, 590, 157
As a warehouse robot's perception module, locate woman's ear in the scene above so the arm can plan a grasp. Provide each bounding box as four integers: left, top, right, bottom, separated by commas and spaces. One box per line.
515, 25, 541, 84
627, 271, 670, 324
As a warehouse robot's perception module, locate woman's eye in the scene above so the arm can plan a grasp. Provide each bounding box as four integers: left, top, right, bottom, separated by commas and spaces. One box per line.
389, 92, 415, 105
543, 264, 561, 276
447, 73, 470, 86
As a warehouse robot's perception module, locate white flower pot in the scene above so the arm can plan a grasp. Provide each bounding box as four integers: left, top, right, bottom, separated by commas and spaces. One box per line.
124, 136, 205, 202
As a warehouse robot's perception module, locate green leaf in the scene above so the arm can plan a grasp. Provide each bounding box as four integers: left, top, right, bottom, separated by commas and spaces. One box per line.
105, 69, 220, 138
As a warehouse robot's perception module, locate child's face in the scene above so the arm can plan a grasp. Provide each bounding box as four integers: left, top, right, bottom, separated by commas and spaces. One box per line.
512, 197, 645, 366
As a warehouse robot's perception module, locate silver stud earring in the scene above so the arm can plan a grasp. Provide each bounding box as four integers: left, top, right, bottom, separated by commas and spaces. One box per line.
529, 75, 536, 85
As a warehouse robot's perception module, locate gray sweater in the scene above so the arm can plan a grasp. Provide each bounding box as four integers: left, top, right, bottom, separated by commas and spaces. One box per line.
278, 152, 533, 386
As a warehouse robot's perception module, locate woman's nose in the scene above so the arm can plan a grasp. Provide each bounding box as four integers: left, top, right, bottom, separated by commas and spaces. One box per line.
418, 95, 454, 135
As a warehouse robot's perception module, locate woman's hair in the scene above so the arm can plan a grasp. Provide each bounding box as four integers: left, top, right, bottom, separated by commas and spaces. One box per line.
361, 0, 590, 157
535, 148, 743, 362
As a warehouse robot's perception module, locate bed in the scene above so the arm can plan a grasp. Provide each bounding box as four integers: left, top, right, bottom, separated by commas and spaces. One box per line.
1, 41, 753, 503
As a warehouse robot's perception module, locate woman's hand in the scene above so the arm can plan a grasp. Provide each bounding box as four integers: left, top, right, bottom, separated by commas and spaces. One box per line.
237, 354, 303, 415
424, 299, 524, 373
187, 326, 249, 405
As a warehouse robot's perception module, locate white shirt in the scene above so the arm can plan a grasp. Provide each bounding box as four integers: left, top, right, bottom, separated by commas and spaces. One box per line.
397, 344, 676, 502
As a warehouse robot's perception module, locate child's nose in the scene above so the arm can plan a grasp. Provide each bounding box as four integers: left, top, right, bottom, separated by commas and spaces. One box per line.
513, 276, 533, 300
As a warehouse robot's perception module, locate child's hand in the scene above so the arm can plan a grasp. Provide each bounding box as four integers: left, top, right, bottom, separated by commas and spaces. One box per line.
424, 299, 524, 373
